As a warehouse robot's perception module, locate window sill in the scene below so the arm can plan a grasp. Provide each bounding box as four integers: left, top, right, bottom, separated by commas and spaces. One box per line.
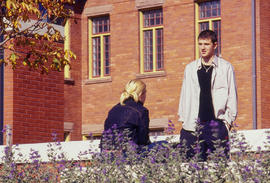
64, 78, 75, 85
136, 71, 166, 79
84, 77, 112, 85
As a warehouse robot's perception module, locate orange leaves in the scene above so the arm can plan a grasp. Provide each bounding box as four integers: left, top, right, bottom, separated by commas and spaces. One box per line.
5, 0, 15, 10
1, 0, 76, 74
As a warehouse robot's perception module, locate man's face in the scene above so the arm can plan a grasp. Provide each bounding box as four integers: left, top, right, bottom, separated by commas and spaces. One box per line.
198, 38, 217, 59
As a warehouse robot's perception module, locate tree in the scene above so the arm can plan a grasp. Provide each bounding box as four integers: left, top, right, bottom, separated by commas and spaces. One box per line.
0, 0, 76, 74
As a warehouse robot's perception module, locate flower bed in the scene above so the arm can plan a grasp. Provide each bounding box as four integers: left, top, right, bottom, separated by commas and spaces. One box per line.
0, 129, 269, 182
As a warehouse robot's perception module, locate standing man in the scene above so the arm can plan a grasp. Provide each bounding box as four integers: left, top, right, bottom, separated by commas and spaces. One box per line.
178, 30, 237, 161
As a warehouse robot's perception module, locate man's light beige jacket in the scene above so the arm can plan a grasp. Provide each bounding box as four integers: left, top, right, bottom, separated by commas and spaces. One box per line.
178, 56, 238, 131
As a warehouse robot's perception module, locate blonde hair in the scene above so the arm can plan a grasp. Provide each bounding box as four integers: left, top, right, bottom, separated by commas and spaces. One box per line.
120, 79, 146, 105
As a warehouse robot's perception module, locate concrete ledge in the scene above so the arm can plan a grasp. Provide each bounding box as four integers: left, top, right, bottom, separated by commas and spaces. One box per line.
135, 0, 165, 9
136, 71, 166, 79
82, 118, 169, 135
83, 4, 113, 16
0, 129, 269, 163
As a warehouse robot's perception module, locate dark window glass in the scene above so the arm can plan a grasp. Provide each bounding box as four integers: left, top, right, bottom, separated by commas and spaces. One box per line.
143, 30, 153, 72
92, 37, 101, 77
213, 20, 221, 55
199, 22, 209, 32
104, 36, 110, 75
156, 29, 164, 70
199, 0, 220, 19
92, 16, 110, 34
143, 9, 163, 27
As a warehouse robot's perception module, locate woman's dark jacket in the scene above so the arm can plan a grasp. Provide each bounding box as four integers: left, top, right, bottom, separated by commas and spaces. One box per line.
100, 98, 151, 150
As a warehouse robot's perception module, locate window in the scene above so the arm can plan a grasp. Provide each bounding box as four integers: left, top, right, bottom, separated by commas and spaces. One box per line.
195, 0, 221, 57
89, 16, 110, 79
139, 9, 164, 73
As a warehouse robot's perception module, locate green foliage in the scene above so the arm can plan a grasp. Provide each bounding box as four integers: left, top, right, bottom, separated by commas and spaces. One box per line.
0, 0, 76, 74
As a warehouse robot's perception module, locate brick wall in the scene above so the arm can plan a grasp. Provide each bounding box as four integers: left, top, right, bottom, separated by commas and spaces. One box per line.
64, 10, 83, 140
67, 0, 269, 140
258, 0, 270, 128
222, 0, 253, 129
4, 47, 64, 144
3, 49, 14, 144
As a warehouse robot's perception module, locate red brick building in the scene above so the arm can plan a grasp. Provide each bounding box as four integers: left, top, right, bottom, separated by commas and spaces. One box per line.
2, 0, 270, 144
1, 25, 65, 144
64, 0, 270, 141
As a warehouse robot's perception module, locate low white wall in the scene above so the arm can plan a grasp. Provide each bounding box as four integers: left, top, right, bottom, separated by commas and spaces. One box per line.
0, 129, 269, 163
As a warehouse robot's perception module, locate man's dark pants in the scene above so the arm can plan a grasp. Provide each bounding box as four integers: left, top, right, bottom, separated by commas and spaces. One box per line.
179, 120, 229, 161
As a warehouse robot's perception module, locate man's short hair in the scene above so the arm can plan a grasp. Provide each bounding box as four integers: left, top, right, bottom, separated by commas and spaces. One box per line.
198, 30, 217, 44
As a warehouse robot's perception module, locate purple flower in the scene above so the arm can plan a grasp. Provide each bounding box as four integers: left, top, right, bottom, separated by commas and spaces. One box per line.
51, 132, 58, 141
194, 144, 200, 154
244, 165, 251, 173
4, 146, 10, 155
166, 120, 176, 134
102, 168, 107, 175
253, 178, 260, 183
141, 175, 147, 183
151, 157, 155, 164
44, 177, 49, 182
189, 162, 200, 170
33, 159, 39, 164
1, 128, 6, 133
58, 163, 65, 170
29, 149, 41, 160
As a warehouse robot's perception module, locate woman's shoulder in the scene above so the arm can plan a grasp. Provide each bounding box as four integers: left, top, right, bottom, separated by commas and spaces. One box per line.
125, 100, 148, 114
107, 103, 123, 114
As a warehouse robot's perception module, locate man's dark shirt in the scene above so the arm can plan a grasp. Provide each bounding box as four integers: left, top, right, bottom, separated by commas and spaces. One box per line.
197, 64, 215, 122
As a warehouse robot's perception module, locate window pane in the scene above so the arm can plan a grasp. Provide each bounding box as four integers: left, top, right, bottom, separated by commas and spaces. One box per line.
143, 9, 163, 27
156, 29, 164, 70
144, 30, 153, 72
213, 20, 221, 56
104, 36, 110, 75
144, 14, 149, 27
92, 37, 101, 77
92, 16, 110, 34
199, 22, 209, 32
98, 23, 103, 33
93, 21, 97, 34
150, 13, 155, 26
199, 0, 220, 19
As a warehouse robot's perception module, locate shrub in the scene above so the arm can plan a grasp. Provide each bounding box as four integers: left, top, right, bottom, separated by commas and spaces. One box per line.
0, 128, 269, 182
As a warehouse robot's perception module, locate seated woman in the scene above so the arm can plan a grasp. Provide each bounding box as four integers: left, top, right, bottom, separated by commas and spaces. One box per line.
100, 79, 151, 153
